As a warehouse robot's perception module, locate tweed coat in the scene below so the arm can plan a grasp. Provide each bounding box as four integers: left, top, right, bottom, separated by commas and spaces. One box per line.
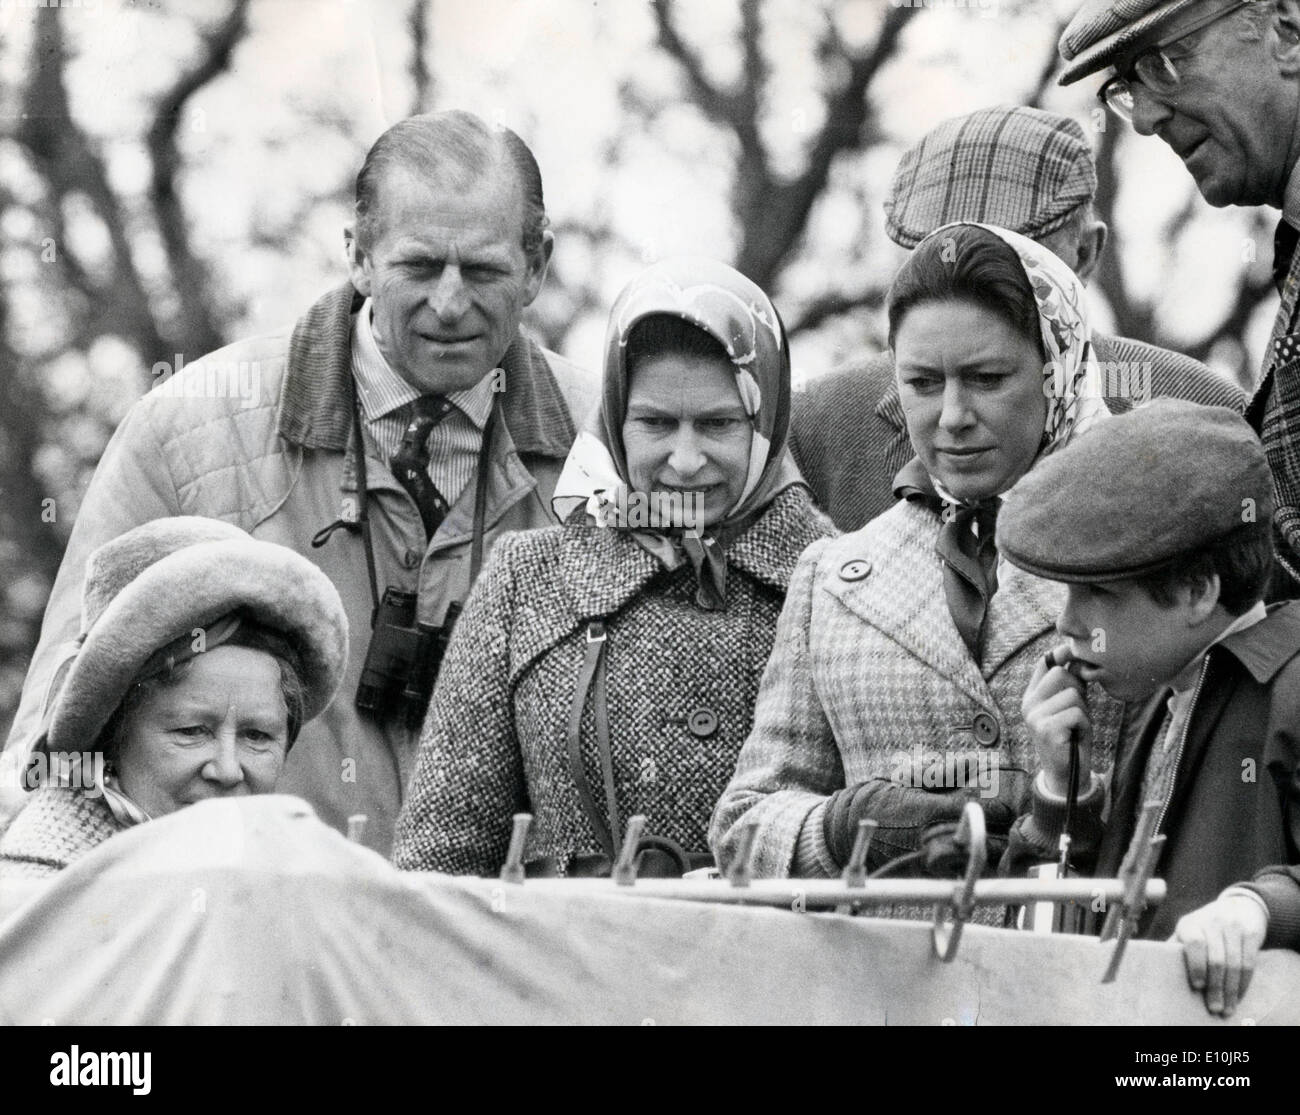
1250, 238, 1300, 593
708, 497, 1126, 880
392, 486, 833, 876
791, 334, 1246, 532
0, 786, 125, 878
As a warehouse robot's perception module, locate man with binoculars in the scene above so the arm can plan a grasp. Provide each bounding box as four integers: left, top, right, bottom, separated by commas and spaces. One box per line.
5, 110, 598, 854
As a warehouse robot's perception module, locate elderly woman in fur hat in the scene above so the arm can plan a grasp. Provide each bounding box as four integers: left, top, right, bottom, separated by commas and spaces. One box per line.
392, 257, 832, 878
0, 517, 348, 877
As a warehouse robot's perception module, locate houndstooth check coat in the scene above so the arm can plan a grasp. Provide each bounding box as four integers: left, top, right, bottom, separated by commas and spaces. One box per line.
709, 496, 1126, 879
392, 486, 832, 876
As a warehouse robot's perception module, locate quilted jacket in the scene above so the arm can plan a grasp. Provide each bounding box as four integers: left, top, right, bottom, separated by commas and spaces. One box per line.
392, 486, 833, 876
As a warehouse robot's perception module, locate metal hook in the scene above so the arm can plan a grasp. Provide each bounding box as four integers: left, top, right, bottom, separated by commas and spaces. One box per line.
842, 819, 877, 888
932, 802, 987, 962
499, 812, 533, 885
613, 815, 648, 886
728, 822, 759, 888
1102, 801, 1167, 983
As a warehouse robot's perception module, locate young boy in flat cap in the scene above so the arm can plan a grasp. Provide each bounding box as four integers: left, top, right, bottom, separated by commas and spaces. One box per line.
997, 398, 1300, 1017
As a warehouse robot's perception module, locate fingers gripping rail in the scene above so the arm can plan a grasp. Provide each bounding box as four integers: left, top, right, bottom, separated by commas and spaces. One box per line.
496, 805, 1166, 981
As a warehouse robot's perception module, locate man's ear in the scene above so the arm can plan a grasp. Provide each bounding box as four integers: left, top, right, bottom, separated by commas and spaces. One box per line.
521, 229, 555, 307
1274, 0, 1300, 74
1184, 572, 1223, 626
1072, 216, 1109, 286
345, 224, 372, 297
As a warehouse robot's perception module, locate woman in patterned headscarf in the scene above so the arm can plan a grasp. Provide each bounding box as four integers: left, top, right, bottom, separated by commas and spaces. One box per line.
711, 223, 1128, 892
393, 258, 832, 878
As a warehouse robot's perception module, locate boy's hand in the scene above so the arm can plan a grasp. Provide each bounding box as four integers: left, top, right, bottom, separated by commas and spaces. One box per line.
1021, 645, 1092, 798
1173, 894, 1268, 1018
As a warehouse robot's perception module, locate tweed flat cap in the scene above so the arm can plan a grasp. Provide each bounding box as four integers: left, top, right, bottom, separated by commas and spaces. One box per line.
884, 107, 1097, 249
1058, 0, 1220, 85
997, 399, 1272, 582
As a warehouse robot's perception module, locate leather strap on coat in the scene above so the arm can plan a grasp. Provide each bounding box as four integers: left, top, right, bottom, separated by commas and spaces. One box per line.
562, 620, 695, 877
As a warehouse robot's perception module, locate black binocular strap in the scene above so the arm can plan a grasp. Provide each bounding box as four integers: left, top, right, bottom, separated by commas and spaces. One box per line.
565, 621, 622, 861
349, 385, 499, 624
351, 386, 382, 618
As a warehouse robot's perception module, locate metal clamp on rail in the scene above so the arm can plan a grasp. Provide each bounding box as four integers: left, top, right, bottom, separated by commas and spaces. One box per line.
728, 822, 759, 889
841, 819, 877, 888
1101, 800, 1166, 983
613, 815, 648, 886
499, 812, 533, 885
931, 802, 986, 963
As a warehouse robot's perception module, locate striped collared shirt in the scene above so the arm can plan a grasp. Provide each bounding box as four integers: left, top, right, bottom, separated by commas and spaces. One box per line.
350, 299, 495, 507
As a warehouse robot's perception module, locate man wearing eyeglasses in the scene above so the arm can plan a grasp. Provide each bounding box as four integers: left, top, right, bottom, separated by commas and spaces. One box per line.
1059, 0, 1300, 599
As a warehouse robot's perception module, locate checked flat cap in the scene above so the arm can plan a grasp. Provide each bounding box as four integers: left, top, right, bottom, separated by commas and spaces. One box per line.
884, 107, 1097, 248
997, 399, 1273, 583
1058, 0, 1223, 85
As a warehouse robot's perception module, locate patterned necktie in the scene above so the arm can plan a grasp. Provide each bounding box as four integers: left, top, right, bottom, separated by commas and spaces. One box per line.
1275, 218, 1300, 296
935, 501, 1000, 659
390, 395, 455, 538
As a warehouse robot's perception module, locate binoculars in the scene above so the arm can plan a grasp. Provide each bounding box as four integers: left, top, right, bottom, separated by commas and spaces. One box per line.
356, 587, 461, 730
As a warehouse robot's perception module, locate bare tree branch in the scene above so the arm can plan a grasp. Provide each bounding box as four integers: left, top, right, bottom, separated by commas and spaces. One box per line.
786, 288, 884, 335
145, 0, 251, 360
15, 6, 169, 363
651, 0, 735, 122
1025, 15, 1071, 109
409, 0, 433, 113
735, 3, 918, 288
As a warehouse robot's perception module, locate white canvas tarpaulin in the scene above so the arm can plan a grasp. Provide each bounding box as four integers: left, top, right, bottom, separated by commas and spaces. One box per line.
1, 795, 1296, 1025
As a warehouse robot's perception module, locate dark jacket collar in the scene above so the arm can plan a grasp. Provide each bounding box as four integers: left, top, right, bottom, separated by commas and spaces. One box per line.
1217, 601, 1300, 683
277, 282, 576, 458
559, 486, 828, 620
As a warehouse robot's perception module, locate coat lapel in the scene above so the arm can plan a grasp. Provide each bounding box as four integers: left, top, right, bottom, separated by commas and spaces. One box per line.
979, 558, 1063, 678
821, 502, 992, 707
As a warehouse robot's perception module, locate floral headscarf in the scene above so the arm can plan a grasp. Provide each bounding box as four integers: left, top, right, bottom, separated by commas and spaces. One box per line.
552, 257, 803, 608
893, 223, 1110, 658
923, 221, 1110, 506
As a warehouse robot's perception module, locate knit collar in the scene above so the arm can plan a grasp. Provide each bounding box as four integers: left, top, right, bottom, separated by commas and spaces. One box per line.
278, 282, 575, 458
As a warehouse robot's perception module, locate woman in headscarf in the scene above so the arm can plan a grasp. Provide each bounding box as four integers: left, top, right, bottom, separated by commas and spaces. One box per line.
710, 223, 1128, 883
0, 517, 349, 877
392, 257, 832, 877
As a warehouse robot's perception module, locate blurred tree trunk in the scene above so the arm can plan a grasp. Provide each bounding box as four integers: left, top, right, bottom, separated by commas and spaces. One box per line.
410, 1, 433, 114
0, 1, 252, 733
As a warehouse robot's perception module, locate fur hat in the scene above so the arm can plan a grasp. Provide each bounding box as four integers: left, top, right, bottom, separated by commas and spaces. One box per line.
44, 517, 349, 754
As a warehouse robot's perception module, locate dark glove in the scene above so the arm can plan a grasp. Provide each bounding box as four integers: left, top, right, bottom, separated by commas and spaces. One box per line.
822, 780, 967, 871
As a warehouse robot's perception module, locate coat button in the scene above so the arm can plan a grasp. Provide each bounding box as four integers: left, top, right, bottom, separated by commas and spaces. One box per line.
687, 708, 718, 738
839, 559, 872, 582
403, 548, 422, 569
972, 712, 1000, 746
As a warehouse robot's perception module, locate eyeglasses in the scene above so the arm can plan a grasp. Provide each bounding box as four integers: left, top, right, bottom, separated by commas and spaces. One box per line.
1099, 0, 1253, 122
